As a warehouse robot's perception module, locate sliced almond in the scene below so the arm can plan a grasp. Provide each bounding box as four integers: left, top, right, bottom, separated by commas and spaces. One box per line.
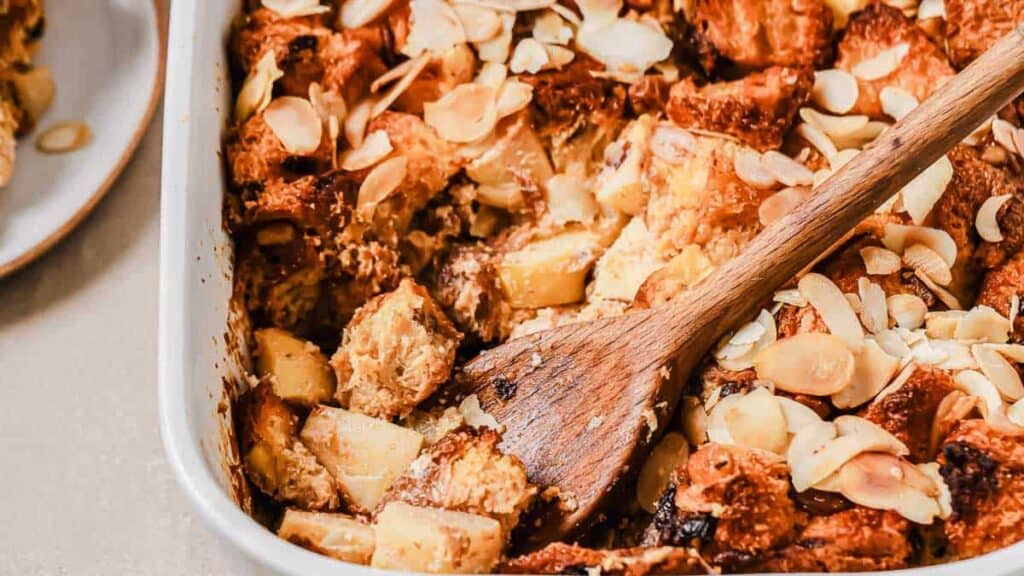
762, 151, 814, 187
265, 97, 323, 155
992, 118, 1019, 155
308, 82, 347, 124
882, 224, 957, 267
759, 187, 813, 226
926, 310, 967, 339
858, 278, 889, 334
1009, 397, 1024, 427
973, 344, 1024, 401
235, 51, 284, 122
424, 83, 498, 143
755, 333, 855, 396
954, 369, 1005, 418
887, 294, 928, 330
340, 130, 393, 171
860, 246, 901, 275
533, 10, 572, 45
900, 155, 952, 224
453, 3, 501, 42
915, 269, 963, 310
930, 390, 981, 455
875, 328, 912, 360
777, 396, 825, 433
903, 243, 952, 286
955, 305, 1011, 343
812, 69, 859, 115
797, 122, 839, 160
575, 0, 620, 25
733, 149, 777, 189
679, 396, 708, 446
339, 0, 396, 28
475, 62, 508, 89
834, 452, 942, 524
575, 17, 673, 78
509, 38, 550, 73
832, 337, 900, 408
976, 194, 1012, 243
879, 86, 918, 121
36, 122, 92, 154
403, 0, 467, 57
475, 182, 525, 210
830, 120, 890, 150
474, 12, 515, 63
799, 273, 865, 351
636, 432, 689, 513
789, 415, 907, 492
344, 98, 375, 149
543, 44, 576, 69
496, 80, 534, 118
372, 53, 432, 118
716, 310, 776, 371
356, 155, 407, 219
963, 116, 994, 146
774, 289, 808, 307
851, 43, 910, 80
917, 0, 946, 19
800, 108, 870, 139
723, 387, 789, 455
263, 0, 331, 18
649, 124, 696, 165
1014, 127, 1024, 157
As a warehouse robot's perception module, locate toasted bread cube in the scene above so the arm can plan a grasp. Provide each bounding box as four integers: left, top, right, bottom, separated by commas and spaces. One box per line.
667, 67, 812, 152
331, 279, 461, 420
861, 365, 955, 462
592, 217, 664, 302
238, 382, 340, 511
371, 502, 503, 574
300, 406, 424, 512
277, 509, 376, 564
498, 229, 606, 309
945, 0, 1024, 69
255, 328, 336, 407
429, 244, 511, 343
977, 251, 1024, 340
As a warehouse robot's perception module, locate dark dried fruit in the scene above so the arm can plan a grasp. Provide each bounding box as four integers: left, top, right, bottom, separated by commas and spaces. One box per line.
793, 488, 854, 516
940, 441, 999, 518
651, 485, 718, 546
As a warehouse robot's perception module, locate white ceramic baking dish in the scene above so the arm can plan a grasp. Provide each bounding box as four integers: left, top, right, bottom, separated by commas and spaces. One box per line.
157, 0, 1024, 574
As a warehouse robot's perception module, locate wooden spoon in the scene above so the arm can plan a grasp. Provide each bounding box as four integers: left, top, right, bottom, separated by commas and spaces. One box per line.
457, 25, 1024, 545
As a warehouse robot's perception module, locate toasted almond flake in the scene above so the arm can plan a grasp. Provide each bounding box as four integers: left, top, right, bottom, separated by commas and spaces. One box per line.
933, 339, 979, 370
263, 97, 324, 154
917, 0, 946, 19
903, 243, 952, 286
722, 387, 789, 454
1009, 397, 1024, 427
424, 83, 498, 143
832, 338, 900, 408
372, 53, 432, 118
357, 155, 407, 218
509, 38, 550, 73
706, 393, 740, 445
976, 194, 1012, 242
733, 149, 777, 189
755, 333, 855, 396
575, 17, 673, 78
900, 155, 952, 224
880, 86, 918, 121
954, 370, 1005, 417
833, 453, 942, 524
882, 224, 957, 267
973, 344, 1024, 400
650, 124, 696, 165
762, 151, 814, 187
263, 0, 331, 18
344, 97, 375, 148
576, 0, 621, 26
533, 10, 573, 45
308, 82, 347, 124
717, 310, 776, 371
1014, 128, 1024, 156
636, 432, 689, 512
777, 396, 825, 433
831, 121, 890, 150
759, 187, 813, 226
858, 278, 889, 334
915, 269, 963, 310
371, 55, 423, 93
845, 293, 863, 315
930, 390, 981, 454
453, 3, 501, 42
475, 62, 508, 90
797, 122, 839, 160
403, 0, 467, 57
992, 118, 1019, 155
963, 116, 993, 146
955, 306, 1011, 343
875, 328, 912, 359
812, 69, 859, 114
339, 0, 395, 28
454, 0, 556, 10
35, 121, 91, 154
235, 51, 284, 123
799, 273, 865, 351
926, 311, 966, 339
860, 246, 901, 275
474, 12, 515, 63
550, 2, 583, 26
800, 108, 870, 138
852, 43, 909, 80
887, 294, 928, 330
789, 416, 907, 492
476, 182, 525, 209
774, 288, 808, 307
543, 44, 576, 69
340, 129, 393, 171
496, 80, 534, 118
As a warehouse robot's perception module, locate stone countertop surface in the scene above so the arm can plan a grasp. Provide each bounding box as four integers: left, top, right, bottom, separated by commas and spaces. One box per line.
0, 106, 225, 574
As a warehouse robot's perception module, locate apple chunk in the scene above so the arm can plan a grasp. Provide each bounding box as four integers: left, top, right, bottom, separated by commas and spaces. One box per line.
277, 509, 375, 564
372, 502, 503, 574
498, 229, 605, 309
255, 328, 336, 406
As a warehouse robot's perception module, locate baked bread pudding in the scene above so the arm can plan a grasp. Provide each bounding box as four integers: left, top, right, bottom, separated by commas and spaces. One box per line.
223, 0, 1024, 572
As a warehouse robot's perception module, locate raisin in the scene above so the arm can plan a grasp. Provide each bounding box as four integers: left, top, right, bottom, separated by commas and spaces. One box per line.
940, 441, 999, 518
559, 566, 591, 575
651, 485, 718, 546
793, 489, 854, 516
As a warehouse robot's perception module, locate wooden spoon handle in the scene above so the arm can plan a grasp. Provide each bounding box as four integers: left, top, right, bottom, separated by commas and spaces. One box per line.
663, 25, 1024, 359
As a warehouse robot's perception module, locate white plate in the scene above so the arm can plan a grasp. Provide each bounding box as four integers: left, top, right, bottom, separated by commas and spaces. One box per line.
0, 0, 164, 276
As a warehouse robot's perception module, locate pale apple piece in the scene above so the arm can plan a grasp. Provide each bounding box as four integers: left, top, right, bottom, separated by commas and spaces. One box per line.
465, 117, 553, 189
591, 217, 664, 302
372, 502, 503, 574
278, 509, 376, 564
255, 328, 336, 407
498, 229, 605, 309
636, 432, 689, 513
300, 407, 424, 512
595, 117, 653, 215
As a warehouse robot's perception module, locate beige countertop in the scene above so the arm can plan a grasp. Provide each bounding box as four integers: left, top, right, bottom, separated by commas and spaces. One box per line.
0, 109, 225, 574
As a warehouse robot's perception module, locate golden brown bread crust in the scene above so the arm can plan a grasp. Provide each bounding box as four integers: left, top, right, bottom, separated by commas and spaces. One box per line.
666, 66, 812, 151
226, 111, 335, 190
331, 278, 460, 420
945, 0, 1024, 69
834, 3, 954, 119
235, 234, 326, 332
429, 243, 511, 343
753, 508, 913, 572
938, 419, 1024, 559
501, 543, 701, 575
862, 365, 956, 462
690, 0, 833, 73
377, 427, 536, 535
237, 382, 340, 511
977, 250, 1024, 339
519, 58, 627, 145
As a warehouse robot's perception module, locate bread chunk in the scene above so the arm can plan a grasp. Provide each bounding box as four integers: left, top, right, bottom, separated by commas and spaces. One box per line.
226, 111, 335, 190
501, 543, 701, 575
690, 0, 833, 73
372, 502, 504, 574
300, 406, 425, 513
667, 66, 812, 151
834, 3, 955, 119
977, 250, 1024, 339
430, 243, 511, 343
938, 419, 1024, 560
378, 427, 537, 536
862, 365, 955, 462
945, 0, 1024, 69
237, 382, 340, 511
331, 279, 460, 420
277, 509, 375, 564
519, 58, 626, 148
254, 328, 336, 407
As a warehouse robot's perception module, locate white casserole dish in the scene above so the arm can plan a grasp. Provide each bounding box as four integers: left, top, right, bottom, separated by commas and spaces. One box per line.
157, 0, 1024, 574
